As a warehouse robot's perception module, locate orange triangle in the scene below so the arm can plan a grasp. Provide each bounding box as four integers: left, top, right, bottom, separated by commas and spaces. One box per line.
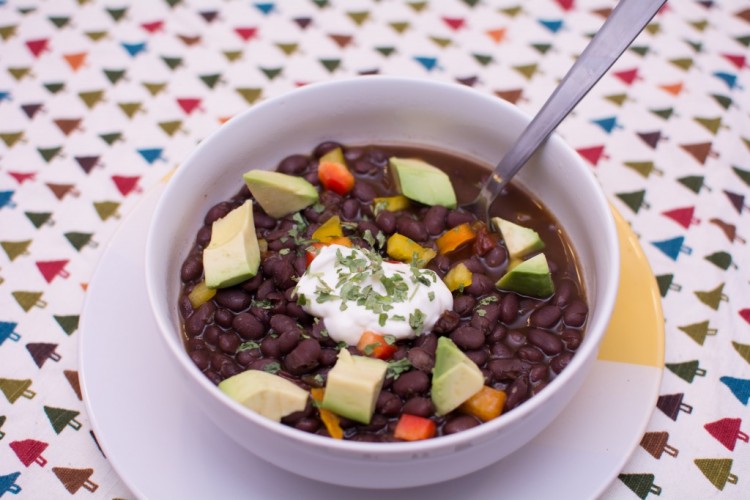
659, 81, 684, 96
80, 282, 88, 291
63, 52, 87, 71
486, 28, 507, 44
218, 116, 233, 125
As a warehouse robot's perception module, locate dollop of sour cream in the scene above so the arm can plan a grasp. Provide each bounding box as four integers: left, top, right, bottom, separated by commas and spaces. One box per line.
294, 245, 453, 345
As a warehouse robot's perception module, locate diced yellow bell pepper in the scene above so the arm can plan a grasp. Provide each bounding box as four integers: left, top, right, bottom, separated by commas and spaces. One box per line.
311, 387, 344, 439
443, 262, 473, 292
459, 386, 507, 422
373, 195, 411, 213
386, 233, 436, 267
312, 215, 344, 243
188, 281, 216, 308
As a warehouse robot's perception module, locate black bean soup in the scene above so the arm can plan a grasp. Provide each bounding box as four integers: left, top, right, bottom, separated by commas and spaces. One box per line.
178, 141, 588, 442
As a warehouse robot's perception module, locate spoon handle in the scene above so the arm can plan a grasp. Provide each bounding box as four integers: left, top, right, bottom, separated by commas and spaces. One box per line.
474, 0, 666, 214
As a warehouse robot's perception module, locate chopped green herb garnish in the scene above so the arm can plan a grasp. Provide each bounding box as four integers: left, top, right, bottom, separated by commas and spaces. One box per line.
262, 362, 281, 374
386, 358, 412, 380
279, 248, 290, 255
384, 335, 396, 345
363, 343, 378, 355
428, 291, 435, 302
479, 295, 499, 305
336, 341, 348, 351
297, 294, 308, 306
409, 309, 426, 334
236, 341, 260, 352
379, 313, 388, 327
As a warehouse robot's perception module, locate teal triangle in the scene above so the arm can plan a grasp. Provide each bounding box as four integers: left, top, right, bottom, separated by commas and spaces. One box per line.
651, 236, 689, 261
414, 56, 438, 71
719, 376, 750, 405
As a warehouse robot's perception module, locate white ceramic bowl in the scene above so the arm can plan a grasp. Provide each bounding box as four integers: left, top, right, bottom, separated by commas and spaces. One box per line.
145, 76, 619, 489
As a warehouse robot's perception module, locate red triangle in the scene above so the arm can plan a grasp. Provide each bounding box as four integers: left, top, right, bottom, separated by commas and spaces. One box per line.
26, 38, 49, 57
10, 439, 49, 467
661, 206, 698, 229
576, 145, 607, 166
613, 68, 639, 85
176, 98, 202, 115
112, 175, 140, 196
36, 260, 70, 283
234, 27, 258, 41
704, 418, 746, 451
555, 0, 575, 11
721, 53, 746, 69
442, 17, 466, 31
740, 309, 750, 324
141, 20, 164, 33
8, 171, 37, 184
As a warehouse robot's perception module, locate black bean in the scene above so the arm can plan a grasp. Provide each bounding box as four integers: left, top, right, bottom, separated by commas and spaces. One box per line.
446, 210, 475, 228
392, 346, 408, 361
179, 295, 193, 319
504, 330, 527, 350
394, 216, 427, 242
528, 328, 563, 355
196, 225, 212, 247
402, 397, 434, 418
358, 220, 380, 239
241, 273, 264, 293
267, 292, 286, 314
215, 288, 251, 312
220, 362, 241, 379
260, 337, 281, 358
204, 201, 232, 225
204, 370, 222, 385
501, 294, 519, 324
465, 348, 489, 367
285, 303, 310, 322
277, 330, 301, 354
320, 190, 343, 208
407, 348, 435, 372
561, 329, 583, 350
453, 295, 476, 316
352, 182, 376, 202
564, 299, 588, 327
365, 148, 389, 167
341, 199, 359, 220
203, 325, 221, 346
487, 325, 507, 344
180, 256, 202, 282
270, 314, 298, 334
353, 159, 376, 175
281, 400, 313, 425
214, 309, 232, 328
256, 279, 276, 300
426, 254, 450, 278
249, 358, 279, 372
490, 342, 514, 359
550, 352, 573, 374
185, 302, 215, 336
530, 305, 562, 328
232, 312, 265, 339
344, 147, 364, 162
218, 332, 241, 354
466, 273, 495, 296
253, 212, 277, 229
375, 210, 396, 234
484, 246, 507, 267
318, 348, 338, 367
488, 358, 525, 380
359, 414, 388, 433
517, 345, 544, 363
376, 390, 402, 417
295, 418, 320, 433
505, 377, 529, 410
461, 256, 485, 273
277, 154, 309, 175
392, 370, 430, 398
284, 339, 321, 375
303, 170, 320, 186
477, 303, 501, 325
450, 326, 484, 350
553, 279, 576, 308
250, 306, 270, 327
314, 141, 343, 158
443, 415, 480, 435
237, 348, 261, 366
433, 310, 460, 334
189, 350, 210, 370
210, 352, 232, 372
415, 333, 437, 356
424, 206, 448, 236
529, 364, 549, 384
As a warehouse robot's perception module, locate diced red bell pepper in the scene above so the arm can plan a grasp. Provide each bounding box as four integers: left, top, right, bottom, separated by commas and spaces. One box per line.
356, 331, 397, 360
394, 414, 436, 441
318, 161, 355, 195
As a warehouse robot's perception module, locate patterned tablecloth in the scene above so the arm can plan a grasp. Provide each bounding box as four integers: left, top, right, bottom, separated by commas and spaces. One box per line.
0, 0, 748, 498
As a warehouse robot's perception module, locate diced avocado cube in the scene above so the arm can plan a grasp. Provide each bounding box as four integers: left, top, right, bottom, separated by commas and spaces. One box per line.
321, 349, 388, 424
431, 337, 484, 415
219, 369, 309, 422
491, 217, 545, 259
389, 157, 457, 208
495, 253, 555, 298
203, 200, 260, 288
243, 169, 318, 219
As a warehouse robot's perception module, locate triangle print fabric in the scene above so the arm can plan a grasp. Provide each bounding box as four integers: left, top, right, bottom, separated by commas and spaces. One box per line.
0, 0, 748, 498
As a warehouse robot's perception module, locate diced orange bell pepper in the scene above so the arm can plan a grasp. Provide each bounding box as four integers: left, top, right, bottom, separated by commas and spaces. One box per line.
305, 237, 353, 267
443, 262, 473, 292
436, 222, 476, 255
188, 281, 216, 308
318, 161, 354, 196
356, 331, 397, 360
459, 386, 507, 422
394, 414, 436, 441
311, 388, 344, 439
386, 233, 436, 267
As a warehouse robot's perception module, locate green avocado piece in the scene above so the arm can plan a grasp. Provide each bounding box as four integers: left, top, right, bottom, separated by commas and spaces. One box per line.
243, 169, 318, 218
495, 253, 555, 298
389, 157, 457, 208
203, 200, 260, 288
321, 349, 388, 424
218, 369, 309, 422
431, 337, 484, 415
491, 217, 545, 259
319, 147, 346, 166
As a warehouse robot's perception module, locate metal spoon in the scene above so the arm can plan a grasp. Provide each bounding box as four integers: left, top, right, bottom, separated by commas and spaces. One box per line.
465, 0, 667, 222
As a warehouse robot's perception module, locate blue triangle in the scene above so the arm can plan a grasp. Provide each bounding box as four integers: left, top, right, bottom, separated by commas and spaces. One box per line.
0, 321, 19, 345
712, 71, 738, 90
121, 41, 147, 57
414, 56, 438, 71
254, 2, 275, 15
651, 236, 687, 261
0, 190, 15, 209
137, 148, 164, 164
591, 116, 619, 134
0, 472, 21, 496
720, 376, 750, 405
0, 91, 10, 102
538, 19, 563, 33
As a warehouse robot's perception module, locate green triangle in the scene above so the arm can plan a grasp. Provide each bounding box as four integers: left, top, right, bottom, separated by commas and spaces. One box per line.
604, 93, 628, 106
473, 53, 493, 66
407, 2, 428, 12
78, 90, 105, 109
705, 251, 733, 270
430, 36, 451, 48
25, 212, 52, 228
390, 21, 410, 34
319, 58, 341, 73
103, 68, 126, 84
1, 240, 32, 261
669, 57, 694, 71
84, 30, 108, 42
743, 137, 750, 152
0, 25, 18, 41
199, 73, 222, 88
666, 360, 704, 383
48, 16, 71, 28
531, 43, 552, 55
94, 201, 120, 221
695, 282, 725, 311
616, 190, 647, 213
645, 23, 661, 35
106, 7, 128, 22
17, 7, 36, 15
677, 175, 705, 193
679, 321, 715, 345
629, 45, 650, 57
0, 378, 34, 403
513, 63, 538, 80
99, 132, 122, 145
142, 82, 167, 96
8, 67, 31, 80
735, 35, 750, 48
655, 274, 678, 297
236, 88, 262, 105
312, 0, 329, 7
64, 232, 93, 251
375, 46, 396, 57
461, 0, 480, 6
650, 107, 675, 120
37, 146, 62, 162
158, 120, 183, 136
275, 43, 298, 56
694, 116, 722, 135
684, 39, 703, 53
0, 132, 24, 147
223, 50, 243, 62
347, 11, 369, 26
259, 67, 283, 80
732, 342, 750, 364
118, 102, 142, 118
711, 94, 732, 110
54, 315, 79, 335
43, 82, 65, 94
694, 458, 735, 491
500, 6, 523, 17
732, 166, 750, 187
12, 291, 44, 312
44, 405, 80, 434
624, 161, 658, 178
164, 0, 182, 7
690, 19, 709, 32
161, 56, 183, 70
618, 473, 659, 499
